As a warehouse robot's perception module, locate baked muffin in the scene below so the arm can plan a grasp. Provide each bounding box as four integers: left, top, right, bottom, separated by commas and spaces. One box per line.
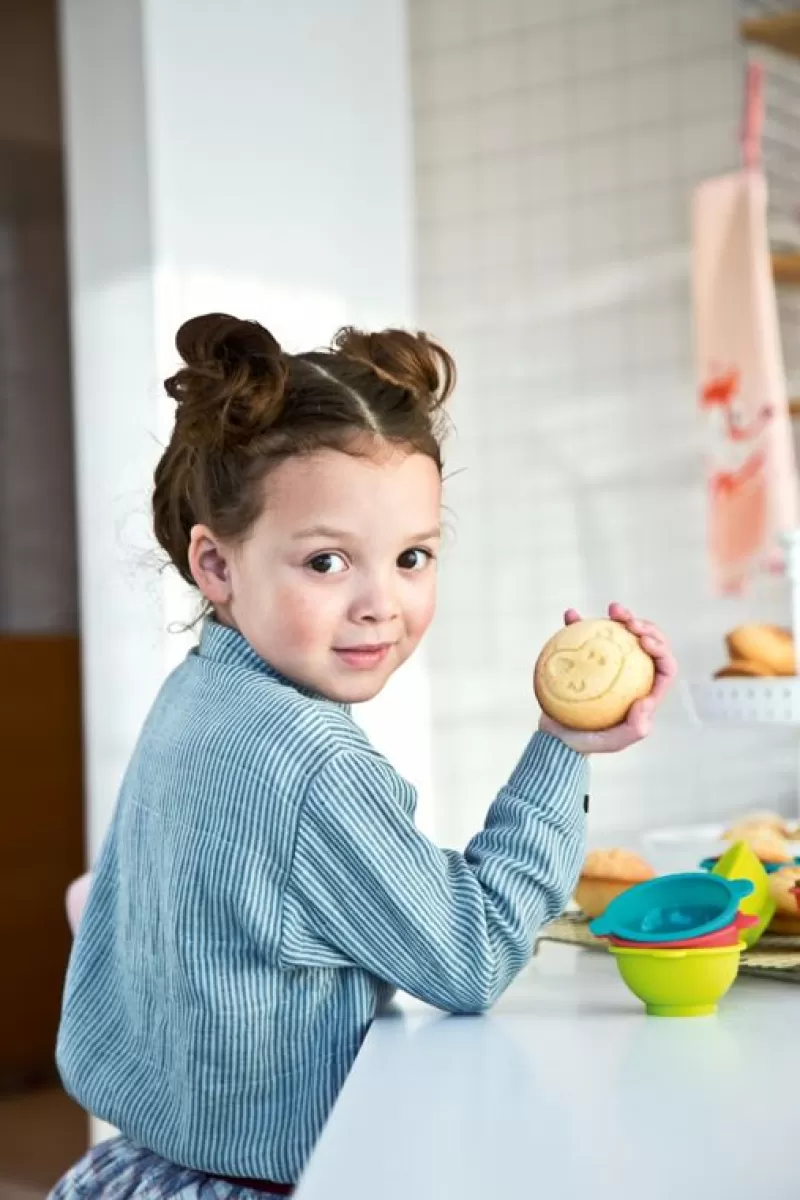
534, 618, 654, 732
574, 848, 656, 919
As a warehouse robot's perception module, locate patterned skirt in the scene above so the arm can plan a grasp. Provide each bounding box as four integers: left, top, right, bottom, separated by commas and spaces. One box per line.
49, 1135, 290, 1199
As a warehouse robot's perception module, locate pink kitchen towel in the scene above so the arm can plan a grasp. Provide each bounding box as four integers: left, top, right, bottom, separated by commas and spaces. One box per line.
691, 167, 798, 593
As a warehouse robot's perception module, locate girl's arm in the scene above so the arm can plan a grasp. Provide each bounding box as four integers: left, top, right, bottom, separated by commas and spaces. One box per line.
281, 732, 587, 1014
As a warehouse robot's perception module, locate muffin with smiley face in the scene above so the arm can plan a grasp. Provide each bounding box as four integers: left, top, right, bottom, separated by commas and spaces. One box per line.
534, 618, 655, 732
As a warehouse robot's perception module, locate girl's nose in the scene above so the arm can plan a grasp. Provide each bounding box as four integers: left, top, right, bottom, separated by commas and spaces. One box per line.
350, 575, 400, 624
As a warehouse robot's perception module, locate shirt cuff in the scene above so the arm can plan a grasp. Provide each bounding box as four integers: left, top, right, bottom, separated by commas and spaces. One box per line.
505, 731, 588, 811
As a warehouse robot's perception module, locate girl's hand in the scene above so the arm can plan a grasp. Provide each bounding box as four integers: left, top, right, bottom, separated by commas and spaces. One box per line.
66, 872, 93, 935
538, 602, 677, 755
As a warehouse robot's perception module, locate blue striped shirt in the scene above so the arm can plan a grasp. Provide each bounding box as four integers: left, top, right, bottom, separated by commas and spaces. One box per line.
57, 620, 588, 1181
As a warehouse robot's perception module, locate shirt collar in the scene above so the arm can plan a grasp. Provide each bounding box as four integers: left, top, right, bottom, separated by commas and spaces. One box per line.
196, 619, 352, 714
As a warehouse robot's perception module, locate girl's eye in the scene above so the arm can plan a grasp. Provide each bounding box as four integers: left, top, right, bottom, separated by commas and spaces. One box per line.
307, 553, 348, 575
397, 548, 433, 572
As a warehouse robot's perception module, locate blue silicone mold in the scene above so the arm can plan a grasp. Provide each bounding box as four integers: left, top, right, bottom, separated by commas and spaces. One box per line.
589, 872, 754, 943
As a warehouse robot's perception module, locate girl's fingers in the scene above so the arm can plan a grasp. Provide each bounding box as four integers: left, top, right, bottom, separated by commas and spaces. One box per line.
648, 666, 676, 706
543, 605, 676, 747
607, 605, 678, 701
646, 638, 678, 677
641, 634, 678, 678
624, 698, 653, 740
653, 646, 678, 678
608, 604, 661, 643
628, 619, 660, 638
608, 601, 632, 623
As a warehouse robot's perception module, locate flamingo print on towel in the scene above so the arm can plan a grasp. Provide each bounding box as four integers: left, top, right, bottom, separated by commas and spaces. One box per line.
700, 366, 774, 593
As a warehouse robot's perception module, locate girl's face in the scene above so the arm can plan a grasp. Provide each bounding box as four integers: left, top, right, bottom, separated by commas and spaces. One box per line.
190, 444, 442, 704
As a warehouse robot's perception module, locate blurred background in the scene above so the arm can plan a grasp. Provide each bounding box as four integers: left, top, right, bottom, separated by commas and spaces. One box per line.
4, 0, 800, 1192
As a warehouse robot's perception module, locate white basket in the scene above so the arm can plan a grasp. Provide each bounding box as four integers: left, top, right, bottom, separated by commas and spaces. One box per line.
640, 824, 727, 875
685, 678, 800, 725
641, 821, 800, 874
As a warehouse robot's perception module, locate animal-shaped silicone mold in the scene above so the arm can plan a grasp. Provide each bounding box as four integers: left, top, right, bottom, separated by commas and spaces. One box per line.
534, 618, 654, 731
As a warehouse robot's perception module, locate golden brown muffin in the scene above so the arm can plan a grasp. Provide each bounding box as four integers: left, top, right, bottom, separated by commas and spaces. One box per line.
573, 848, 656, 919
725, 625, 795, 676
534, 618, 655, 732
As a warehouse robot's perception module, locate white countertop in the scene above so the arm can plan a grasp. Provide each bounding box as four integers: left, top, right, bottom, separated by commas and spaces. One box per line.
295, 943, 797, 1199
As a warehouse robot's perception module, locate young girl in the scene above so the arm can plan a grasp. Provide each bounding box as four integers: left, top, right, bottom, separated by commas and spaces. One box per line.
52, 314, 675, 1199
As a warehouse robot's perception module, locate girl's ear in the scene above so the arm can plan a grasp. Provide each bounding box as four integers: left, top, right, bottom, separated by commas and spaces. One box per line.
188, 524, 232, 606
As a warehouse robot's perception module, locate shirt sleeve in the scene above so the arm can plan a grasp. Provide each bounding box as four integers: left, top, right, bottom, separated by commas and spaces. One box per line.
281, 731, 588, 1013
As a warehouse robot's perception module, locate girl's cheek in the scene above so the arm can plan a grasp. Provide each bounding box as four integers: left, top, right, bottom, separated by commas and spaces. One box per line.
273, 578, 335, 645
410, 581, 437, 635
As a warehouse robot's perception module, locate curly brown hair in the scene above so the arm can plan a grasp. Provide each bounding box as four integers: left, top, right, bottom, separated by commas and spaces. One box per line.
152, 313, 456, 587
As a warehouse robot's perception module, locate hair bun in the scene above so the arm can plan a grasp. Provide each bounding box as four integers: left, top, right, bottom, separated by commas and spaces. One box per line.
332, 327, 455, 411
165, 313, 287, 449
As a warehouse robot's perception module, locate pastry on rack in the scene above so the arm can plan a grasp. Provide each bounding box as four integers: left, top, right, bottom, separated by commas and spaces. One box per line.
713, 660, 771, 679
573, 848, 655, 919
725, 625, 795, 677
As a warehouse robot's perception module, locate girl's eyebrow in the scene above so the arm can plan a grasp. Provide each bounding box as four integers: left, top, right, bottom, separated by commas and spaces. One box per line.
407, 528, 442, 542
292, 525, 441, 542
291, 525, 350, 541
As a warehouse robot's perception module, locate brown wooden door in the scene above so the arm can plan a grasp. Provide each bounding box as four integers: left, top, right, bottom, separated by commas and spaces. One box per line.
0, 635, 84, 1089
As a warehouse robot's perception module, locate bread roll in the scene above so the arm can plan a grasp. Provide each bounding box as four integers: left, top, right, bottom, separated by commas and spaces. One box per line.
534, 618, 655, 732
574, 879, 629, 920
725, 625, 794, 676
574, 848, 655, 919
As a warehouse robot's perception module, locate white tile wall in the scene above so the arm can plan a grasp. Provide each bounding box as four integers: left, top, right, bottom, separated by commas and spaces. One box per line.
411, 0, 800, 850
